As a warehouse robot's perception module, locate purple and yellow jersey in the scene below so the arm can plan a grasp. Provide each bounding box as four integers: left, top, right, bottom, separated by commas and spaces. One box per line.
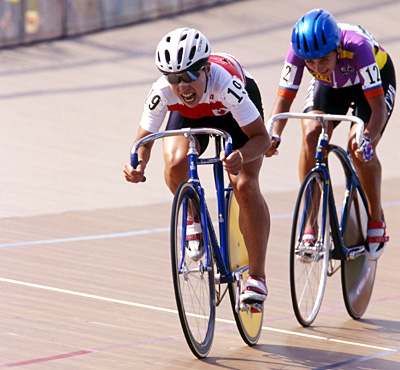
278, 23, 387, 100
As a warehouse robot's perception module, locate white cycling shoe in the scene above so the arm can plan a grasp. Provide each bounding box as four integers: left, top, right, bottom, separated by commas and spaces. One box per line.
240, 275, 268, 305
365, 219, 389, 261
186, 219, 204, 261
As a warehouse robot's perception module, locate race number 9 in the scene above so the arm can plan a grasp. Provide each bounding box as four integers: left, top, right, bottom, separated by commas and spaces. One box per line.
145, 89, 166, 115
149, 94, 161, 110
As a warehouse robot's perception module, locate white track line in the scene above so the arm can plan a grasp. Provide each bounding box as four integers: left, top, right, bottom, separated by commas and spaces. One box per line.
1, 200, 399, 249
0, 277, 396, 353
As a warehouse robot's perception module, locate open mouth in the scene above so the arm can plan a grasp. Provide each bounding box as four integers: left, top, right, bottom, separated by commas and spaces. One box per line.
181, 93, 196, 103
319, 70, 330, 77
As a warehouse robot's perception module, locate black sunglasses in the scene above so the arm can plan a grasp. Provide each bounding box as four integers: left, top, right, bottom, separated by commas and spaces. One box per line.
163, 68, 204, 85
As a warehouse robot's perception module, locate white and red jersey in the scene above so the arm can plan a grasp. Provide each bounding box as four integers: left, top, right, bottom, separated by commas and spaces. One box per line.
139, 53, 260, 133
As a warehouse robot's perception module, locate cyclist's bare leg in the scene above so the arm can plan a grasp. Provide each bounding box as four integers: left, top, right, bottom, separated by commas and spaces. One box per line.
229, 156, 269, 280
163, 135, 201, 194
299, 112, 334, 231
348, 127, 383, 222
299, 111, 334, 181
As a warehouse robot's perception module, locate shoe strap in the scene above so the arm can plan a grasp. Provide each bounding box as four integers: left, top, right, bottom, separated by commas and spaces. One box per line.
366, 235, 389, 243
304, 227, 315, 235
186, 233, 202, 241
367, 220, 387, 229
187, 218, 200, 225
243, 275, 268, 295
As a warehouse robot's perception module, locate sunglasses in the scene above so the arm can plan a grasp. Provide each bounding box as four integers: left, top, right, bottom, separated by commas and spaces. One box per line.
164, 68, 203, 85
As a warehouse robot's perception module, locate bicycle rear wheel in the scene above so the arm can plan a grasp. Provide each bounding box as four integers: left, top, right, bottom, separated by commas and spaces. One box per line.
290, 171, 330, 326
170, 182, 215, 358
341, 188, 377, 319
226, 191, 263, 345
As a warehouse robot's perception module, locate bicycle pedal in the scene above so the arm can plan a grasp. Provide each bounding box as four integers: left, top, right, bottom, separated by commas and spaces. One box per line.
240, 303, 263, 313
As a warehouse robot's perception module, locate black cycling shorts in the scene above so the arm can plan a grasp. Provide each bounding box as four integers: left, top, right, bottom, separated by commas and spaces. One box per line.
304, 53, 396, 134
166, 76, 264, 154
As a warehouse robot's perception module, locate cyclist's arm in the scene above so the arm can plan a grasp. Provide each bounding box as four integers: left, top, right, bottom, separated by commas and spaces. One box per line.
351, 93, 388, 161
264, 95, 294, 157
364, 94, 388, 143
220, 115, 269, 174
124, 127, 154, 183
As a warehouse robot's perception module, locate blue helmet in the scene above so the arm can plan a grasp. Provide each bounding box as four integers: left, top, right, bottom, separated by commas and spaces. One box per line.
291, 9, 341, 59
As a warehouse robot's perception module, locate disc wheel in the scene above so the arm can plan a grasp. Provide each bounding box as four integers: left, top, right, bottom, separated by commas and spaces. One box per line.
341, 188, 377, 319
226, 191, 263, 345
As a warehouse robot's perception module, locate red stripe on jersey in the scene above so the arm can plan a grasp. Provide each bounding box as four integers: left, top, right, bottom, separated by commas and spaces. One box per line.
208, 54, 246, 85
168, 101, 228, 118
364, 86, 384, 99
278, 87, 297, 99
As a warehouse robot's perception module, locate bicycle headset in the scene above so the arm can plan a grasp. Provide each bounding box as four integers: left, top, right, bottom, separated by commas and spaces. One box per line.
155, 28, 211, 74
291, 9, 341, 60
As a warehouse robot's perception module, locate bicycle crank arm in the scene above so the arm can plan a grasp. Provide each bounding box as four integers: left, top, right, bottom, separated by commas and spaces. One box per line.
239, 303, 263, 314
347, 245, 365, 260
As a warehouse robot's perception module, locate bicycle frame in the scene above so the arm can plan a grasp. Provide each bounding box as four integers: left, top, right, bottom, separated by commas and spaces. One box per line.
328, 144, 369, 260
266, 112, 367, 260
130, 127, 243, 284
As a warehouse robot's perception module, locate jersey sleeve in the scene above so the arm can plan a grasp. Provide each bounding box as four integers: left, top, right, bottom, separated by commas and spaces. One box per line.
139, 80, 169, 133
220, 75, 260, 126
277, 46, 305, 99
354, 42, 384, 99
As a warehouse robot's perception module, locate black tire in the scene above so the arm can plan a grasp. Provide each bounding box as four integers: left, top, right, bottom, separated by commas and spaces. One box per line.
290, 171, 330, 327
226, 191, 263, 345
170, 182, 215, 358
341, 188, 377, 319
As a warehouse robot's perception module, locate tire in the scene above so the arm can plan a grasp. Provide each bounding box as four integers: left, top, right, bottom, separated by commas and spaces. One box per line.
170, 182, 215, 358
226, 191, 263, 345
341, 188, 377, 319
290, 171, 330, 327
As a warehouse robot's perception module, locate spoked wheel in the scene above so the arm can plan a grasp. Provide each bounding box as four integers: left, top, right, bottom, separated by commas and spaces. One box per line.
341, 188, 377, 319
226, 191, 263, 345
290, 171, 330, 327
170, 182, 215, 358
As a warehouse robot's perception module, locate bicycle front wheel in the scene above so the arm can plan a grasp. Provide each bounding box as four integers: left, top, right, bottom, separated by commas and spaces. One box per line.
226, 191, 263, 345
290, 171, 330, 326
170, 182, 215, 358
341, 188, 377, 319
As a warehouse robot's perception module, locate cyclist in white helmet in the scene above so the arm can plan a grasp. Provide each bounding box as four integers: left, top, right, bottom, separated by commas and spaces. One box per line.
124, 28, 270, 306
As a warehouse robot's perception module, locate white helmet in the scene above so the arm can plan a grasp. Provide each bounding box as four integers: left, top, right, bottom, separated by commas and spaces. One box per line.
155, 28, 210, 73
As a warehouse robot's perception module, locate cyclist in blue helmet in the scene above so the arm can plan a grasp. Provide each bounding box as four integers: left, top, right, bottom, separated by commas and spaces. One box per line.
265, 9, 396, 261
291, 9, 341, 60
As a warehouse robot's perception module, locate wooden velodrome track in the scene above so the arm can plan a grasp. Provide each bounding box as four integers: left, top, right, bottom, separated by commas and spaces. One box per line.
1, 0, 399, 368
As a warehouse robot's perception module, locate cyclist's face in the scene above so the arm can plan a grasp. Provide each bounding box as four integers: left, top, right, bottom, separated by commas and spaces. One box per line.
170, 64, 210, 108
305, 49, 338, 78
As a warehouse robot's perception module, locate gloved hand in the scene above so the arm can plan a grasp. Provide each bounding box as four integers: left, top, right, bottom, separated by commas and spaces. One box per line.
360, 136, 374, 161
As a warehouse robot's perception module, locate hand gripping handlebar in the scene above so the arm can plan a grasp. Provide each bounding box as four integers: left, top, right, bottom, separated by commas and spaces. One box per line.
266, 113, 365, 149
130, 127, 234, 169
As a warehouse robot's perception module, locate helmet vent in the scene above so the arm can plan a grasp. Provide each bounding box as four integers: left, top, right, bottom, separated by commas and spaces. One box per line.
302, 35, 309, 53
313, 34, 319, 51
321, 31, 327, 45
189, 46, 196, 61
165, 50, 171, 65
180, 34, 187, 41
166, 36, 171, 43
177, 47, 183, 69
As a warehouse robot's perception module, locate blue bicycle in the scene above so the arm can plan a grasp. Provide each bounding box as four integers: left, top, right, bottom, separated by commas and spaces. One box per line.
130, 128, 263, 358
267, 113, 377, 327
